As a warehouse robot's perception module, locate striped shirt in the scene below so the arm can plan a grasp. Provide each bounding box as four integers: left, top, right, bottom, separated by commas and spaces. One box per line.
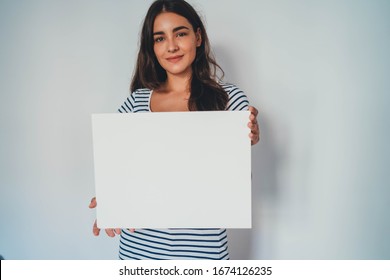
117, 83, 249, 260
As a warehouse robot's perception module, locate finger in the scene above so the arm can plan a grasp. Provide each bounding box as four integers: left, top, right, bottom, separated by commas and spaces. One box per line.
248, 122, 258, 130
248, 106, 259, 127
248, 106, 258, 117
129, 228, 135, 233
114, 228, 121, 235
249, 132, 260, 145
105, 228, 116, 238
250, 133, 255, 145
89, 197, 97, 208
249, 113, 257, 124
247, 121, 259, 137
249, 132, 257, 139
93, 220, 100, 236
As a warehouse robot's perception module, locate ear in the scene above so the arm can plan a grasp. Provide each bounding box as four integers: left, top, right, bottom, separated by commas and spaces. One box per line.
195, 28, 202, 47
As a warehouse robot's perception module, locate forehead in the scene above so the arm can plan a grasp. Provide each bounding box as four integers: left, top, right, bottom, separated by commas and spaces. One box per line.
153, 12, 193, 32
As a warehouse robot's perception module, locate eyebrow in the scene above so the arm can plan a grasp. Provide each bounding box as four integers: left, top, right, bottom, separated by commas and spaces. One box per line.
153, 26, 190, 36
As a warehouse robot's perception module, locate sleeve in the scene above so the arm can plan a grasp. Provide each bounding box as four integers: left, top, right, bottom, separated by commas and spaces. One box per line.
117, 91, 136, 113
223, 84, 250, 111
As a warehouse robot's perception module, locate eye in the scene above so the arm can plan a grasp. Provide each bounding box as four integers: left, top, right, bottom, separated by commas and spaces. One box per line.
154, 36, 164, 43
176, 32, 187, 37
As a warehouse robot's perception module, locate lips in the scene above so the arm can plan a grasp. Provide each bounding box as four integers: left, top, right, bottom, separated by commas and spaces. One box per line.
166, 55, 184, 63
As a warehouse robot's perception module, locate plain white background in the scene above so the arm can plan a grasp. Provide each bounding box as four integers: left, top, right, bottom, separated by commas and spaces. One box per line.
0, 0, 389, 259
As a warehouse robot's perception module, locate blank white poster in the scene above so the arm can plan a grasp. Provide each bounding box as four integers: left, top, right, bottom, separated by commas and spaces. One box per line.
91, 111, 251, 228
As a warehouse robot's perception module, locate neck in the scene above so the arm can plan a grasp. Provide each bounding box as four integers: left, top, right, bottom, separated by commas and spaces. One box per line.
164, 72, 192, 94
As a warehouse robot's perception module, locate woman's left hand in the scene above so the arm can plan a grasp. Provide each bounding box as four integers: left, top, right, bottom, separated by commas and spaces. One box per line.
248, 106, 260, 145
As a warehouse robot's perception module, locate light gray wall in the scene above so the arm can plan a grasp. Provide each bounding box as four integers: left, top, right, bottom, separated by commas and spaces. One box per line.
0, 0, 389, 259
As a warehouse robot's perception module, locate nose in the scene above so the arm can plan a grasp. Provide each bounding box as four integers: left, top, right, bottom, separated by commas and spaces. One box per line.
167, 37, 179, 53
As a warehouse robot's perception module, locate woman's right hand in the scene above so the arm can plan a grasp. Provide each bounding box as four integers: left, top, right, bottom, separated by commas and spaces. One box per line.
89, 197, 135, 237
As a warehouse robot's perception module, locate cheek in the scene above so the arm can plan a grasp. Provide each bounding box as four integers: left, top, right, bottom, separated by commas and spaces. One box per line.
153, 45, 164, 60
189, 41, 198, 57
188, 45, 197, 61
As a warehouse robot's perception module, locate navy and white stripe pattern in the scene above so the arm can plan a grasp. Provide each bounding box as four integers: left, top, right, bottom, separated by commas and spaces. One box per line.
117, 83, 249, 260
119, 228, 230, 260
118, 83, 249, 113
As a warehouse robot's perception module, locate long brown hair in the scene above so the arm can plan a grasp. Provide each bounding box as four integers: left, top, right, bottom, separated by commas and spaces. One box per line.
131, 0, 228, 111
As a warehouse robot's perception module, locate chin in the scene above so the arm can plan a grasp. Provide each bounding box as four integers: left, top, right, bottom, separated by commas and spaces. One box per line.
165, 67, 192, 77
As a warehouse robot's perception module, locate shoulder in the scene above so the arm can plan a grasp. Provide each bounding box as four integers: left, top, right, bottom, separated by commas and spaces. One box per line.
131, 88, 152, 96
219, 82, 250, 111
118, 88, 151, 113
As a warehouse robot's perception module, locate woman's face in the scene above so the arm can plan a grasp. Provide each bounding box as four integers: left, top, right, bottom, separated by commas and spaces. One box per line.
153, 12, 201, 79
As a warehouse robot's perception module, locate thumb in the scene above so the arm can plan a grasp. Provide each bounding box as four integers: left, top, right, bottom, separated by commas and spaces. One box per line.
89, 197, 97, 209
93, 220, 100, 236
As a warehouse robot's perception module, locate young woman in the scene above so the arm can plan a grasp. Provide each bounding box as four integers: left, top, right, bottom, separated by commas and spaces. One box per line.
90, 0, 260, 260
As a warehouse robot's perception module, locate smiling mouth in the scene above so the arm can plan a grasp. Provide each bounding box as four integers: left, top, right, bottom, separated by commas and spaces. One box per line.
166, 55, 184, 63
